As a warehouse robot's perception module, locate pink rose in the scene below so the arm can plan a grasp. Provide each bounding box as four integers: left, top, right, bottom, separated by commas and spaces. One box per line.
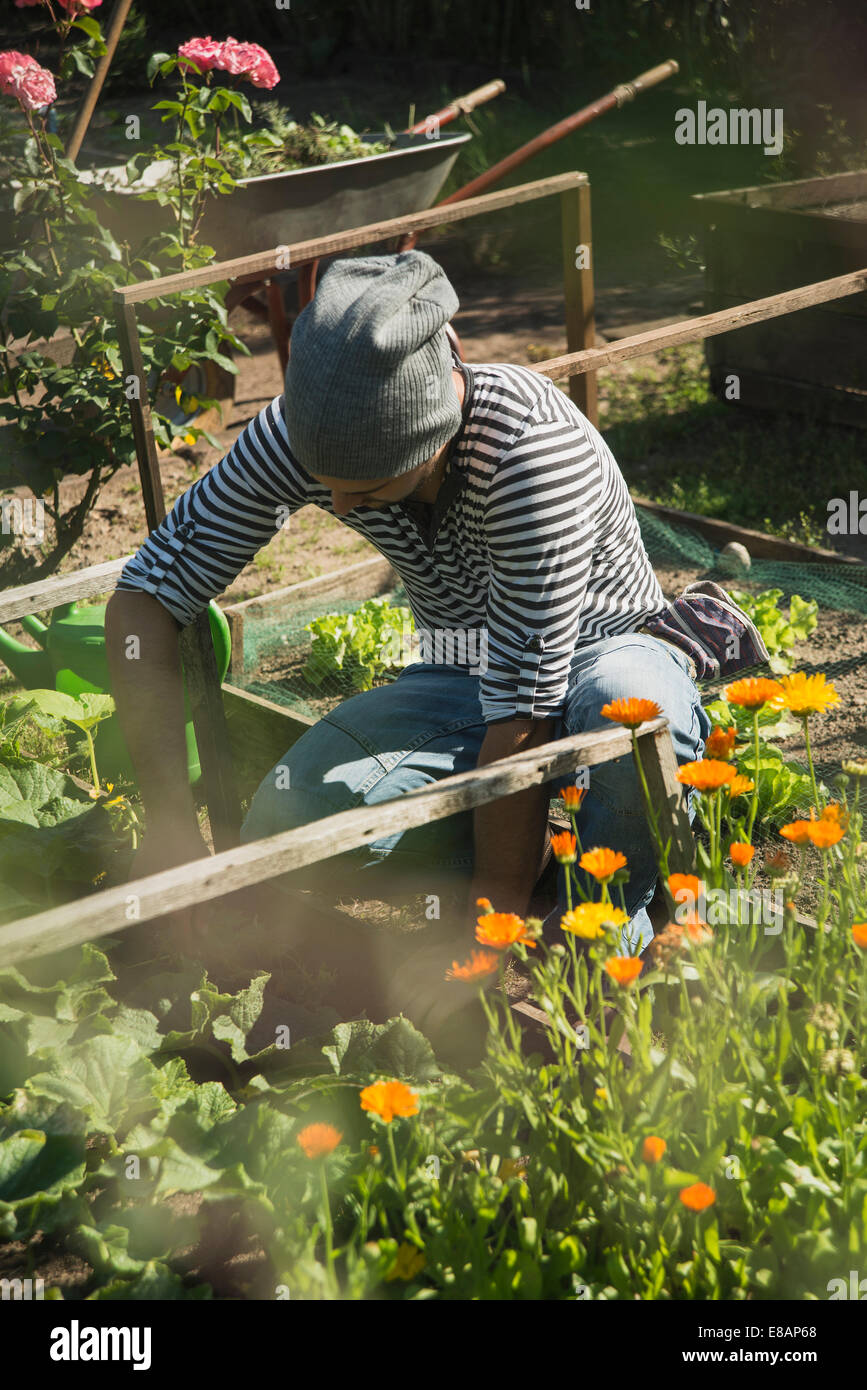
14, 0, 102, 9
0, 51, 56, 110
217, 37, 279, 89
178, 36, 225, 75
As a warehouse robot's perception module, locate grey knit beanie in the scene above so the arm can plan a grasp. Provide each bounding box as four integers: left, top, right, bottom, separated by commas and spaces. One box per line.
284, 251, 462, 480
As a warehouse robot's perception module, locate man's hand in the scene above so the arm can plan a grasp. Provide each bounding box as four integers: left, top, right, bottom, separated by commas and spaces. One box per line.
465, 716, 556, 921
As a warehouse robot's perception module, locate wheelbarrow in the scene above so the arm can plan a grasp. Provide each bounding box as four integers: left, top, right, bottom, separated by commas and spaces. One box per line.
286, 60, 680, 359
159, 59, 678, 435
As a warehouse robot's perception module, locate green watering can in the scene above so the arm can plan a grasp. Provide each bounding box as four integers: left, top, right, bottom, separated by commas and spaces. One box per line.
0, 599, 231, 785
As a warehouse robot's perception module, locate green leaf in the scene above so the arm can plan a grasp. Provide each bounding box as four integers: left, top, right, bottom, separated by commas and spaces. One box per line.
26, 1036, 159, 1135
26, 688, 115, 733
87, 1261, 211, 1300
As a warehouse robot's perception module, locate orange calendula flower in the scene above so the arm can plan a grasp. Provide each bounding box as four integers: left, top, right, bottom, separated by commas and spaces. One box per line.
807, 819, 844, 849
559, 784, 587, 809
729, 842, 754, 868
605, 956, 644, 986
727, 775, 755, 798
561, 902, 628, 940
776, 671, 839, 717
579, 846, 627, 881
724, 677, 783, 709
679, 1182, 716, 1212
475, 897, 494, 913
780, 819, 813, 845
360, 1080, 419, 1124
385, 1242, 426, 1282
642, 1135, 667, 1164
445, 949, 500, 982
668, 873, 704, 904
550, 831, 578, 863
705, 726, 737, 760
852, 923, 867, 949
600, 697, 661, 728
676, 759, 736, 792
476, 912, 537, 950
296, 1122, 342, 1159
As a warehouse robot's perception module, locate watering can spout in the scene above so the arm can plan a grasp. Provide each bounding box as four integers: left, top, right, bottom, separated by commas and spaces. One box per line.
0, 625, 55, 688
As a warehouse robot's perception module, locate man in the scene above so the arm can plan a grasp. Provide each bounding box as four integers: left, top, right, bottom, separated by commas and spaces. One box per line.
106, 250, 714, 979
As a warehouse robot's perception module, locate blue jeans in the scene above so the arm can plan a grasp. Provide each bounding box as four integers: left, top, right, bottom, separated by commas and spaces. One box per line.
240, 634, 711, 952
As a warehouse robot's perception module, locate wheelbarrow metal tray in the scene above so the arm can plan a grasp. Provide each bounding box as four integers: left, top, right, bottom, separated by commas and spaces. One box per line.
84, 132, 471, 261
692, 168, 867, 427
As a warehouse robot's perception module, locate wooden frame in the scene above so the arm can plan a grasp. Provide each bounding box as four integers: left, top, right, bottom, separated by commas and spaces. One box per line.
0, 715, 686, 967
1, 249, 865, 959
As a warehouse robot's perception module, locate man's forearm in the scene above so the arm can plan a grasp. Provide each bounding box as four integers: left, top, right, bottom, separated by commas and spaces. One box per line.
465, 719, 555, 921
104, 591, 197, 825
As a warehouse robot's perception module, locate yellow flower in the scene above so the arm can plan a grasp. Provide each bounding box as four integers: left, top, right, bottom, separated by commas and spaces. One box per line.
595, 1087, 608, 1102
385, 1242, 425, 1282
499, 1157, 529, 1181
775, 671, 839, 717
560, 902, 628, 940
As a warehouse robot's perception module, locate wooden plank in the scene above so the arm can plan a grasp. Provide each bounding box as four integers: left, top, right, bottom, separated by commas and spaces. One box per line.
65, 0, 134, 163
114, 172, 587, 304
632, 495, 863, 565
222, 682, 315, 803
115, 300, 166, 530
701, 303, 867, 392
692, 170, 867, 213
696, 200, 867, 257
0, 558, 127, 623
635, 725, 695, 875
222, 555, 397, 618
561, 183, 598, 424
702, 231, 867, 316
0, 717, 663, 964
530, 268, 867, 382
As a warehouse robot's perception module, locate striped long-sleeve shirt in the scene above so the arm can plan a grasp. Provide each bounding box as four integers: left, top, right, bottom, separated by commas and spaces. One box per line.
116, 361, 665, 723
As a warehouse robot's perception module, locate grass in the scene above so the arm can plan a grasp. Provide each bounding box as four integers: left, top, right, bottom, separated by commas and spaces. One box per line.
599, 345, 863, 547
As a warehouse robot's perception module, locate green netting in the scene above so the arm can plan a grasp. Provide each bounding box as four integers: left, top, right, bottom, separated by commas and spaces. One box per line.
229, 508, 867, 720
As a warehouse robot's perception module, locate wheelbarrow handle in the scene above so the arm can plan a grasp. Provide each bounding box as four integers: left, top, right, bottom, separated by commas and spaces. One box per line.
449, 78, 507, 116
406, 79, 505, 133
612, 59, 679, 106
